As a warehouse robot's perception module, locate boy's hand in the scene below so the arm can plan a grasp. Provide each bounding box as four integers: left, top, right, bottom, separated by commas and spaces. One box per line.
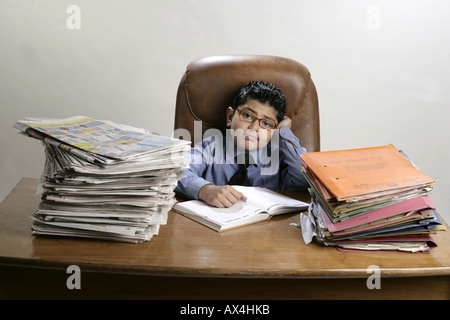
198, 184, 247, 208
277, 116, 292, 129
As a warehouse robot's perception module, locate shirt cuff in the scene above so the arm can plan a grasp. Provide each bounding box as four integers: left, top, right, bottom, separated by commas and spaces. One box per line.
279, 126, 307, 155
279, 125, 295, 140
186, 177, 213, 200
279, 125, 289, 138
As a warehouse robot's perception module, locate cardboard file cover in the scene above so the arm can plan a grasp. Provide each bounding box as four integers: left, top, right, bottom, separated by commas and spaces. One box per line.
300, 144, 436, 201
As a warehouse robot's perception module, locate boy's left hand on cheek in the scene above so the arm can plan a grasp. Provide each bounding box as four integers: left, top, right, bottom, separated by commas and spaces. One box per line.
277, 116, 292, 129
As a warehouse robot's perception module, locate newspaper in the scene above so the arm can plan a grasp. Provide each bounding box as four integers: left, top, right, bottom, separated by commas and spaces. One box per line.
14, 116, 190, 163
14, 116, 192, 243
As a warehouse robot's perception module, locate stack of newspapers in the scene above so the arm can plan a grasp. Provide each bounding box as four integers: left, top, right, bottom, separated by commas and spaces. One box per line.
14, 116, 191, 243
299, 144, 446, 253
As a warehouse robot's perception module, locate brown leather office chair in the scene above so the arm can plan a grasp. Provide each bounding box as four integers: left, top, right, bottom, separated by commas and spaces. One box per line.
174, 55, 320, 152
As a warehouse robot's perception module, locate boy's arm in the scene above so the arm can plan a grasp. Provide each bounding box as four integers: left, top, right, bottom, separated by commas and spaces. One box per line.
277, 118, 309, 191
175, 141, 212, 200
175, 139, 246, 207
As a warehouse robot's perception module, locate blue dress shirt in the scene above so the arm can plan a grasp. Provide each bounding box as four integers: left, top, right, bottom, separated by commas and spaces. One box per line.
175, 126, 309, 200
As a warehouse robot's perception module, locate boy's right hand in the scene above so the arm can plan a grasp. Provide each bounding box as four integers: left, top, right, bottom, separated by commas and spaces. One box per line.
198, 184, 247, 208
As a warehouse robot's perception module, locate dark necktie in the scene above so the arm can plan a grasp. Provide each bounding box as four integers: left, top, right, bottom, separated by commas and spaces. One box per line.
228, 153, 252, 186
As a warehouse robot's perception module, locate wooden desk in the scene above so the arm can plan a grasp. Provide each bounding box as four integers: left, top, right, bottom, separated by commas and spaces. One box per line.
0, 178, 449, 300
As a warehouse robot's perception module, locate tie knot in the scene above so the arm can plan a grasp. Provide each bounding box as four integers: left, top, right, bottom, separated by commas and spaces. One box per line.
229, 153, 252, 186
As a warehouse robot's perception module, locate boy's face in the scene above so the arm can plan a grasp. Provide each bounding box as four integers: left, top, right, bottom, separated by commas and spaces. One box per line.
226, 99, 278, 152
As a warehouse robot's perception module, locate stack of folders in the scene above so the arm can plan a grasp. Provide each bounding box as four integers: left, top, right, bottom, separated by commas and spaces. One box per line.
299, 144, 446, 253
14, 116, 191, 243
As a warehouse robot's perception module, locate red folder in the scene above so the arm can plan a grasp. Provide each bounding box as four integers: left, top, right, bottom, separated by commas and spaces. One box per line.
323, 195, 436, 234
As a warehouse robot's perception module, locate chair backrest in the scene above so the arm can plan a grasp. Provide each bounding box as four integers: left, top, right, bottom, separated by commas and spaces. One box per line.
174, 55, 320, 152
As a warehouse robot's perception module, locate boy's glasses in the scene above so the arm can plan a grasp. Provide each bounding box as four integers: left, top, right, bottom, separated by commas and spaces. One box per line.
237, 108, 278, 130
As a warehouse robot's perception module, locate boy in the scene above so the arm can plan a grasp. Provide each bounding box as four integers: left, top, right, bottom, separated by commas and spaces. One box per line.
175, 81, 309, 207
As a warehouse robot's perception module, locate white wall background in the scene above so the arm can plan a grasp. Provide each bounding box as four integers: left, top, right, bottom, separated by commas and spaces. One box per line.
1, 0, 449, 222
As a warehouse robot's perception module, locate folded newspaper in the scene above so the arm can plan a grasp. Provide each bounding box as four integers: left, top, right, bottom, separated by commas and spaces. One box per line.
14, 116, 191, 243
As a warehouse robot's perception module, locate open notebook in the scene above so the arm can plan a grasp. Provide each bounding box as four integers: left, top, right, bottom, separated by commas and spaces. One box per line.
173, 186, 309, 232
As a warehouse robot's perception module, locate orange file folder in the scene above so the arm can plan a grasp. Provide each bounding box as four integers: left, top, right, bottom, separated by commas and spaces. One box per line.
300, 144, 436, 202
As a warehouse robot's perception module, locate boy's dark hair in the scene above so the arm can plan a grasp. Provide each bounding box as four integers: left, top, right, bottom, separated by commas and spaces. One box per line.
232, 81, 286, 122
